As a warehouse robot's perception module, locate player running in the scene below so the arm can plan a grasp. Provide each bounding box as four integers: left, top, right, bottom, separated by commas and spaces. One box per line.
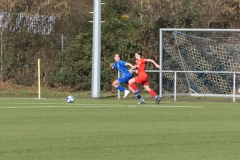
129, 51, 161, 104
110, 53, 134, 98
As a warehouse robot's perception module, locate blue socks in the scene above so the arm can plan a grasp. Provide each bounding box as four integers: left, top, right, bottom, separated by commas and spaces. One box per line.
134, 89, 139, 94
117, 85, 125, 92
117, 86, 143, 101
136, 95, 141, 99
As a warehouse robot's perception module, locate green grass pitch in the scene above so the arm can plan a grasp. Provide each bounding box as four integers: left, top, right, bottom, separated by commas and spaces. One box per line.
0, 98, 240, 160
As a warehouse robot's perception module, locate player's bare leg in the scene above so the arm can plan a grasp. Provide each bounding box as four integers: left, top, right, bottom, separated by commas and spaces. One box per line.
128, 78, 144, 104
112, 80, 130, 98
128, 84, 135, 93
112, 80, 119, 88
143, 85, 161, 104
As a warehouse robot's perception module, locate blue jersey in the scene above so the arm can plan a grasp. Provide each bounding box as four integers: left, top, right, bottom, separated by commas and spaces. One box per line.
113, 60, 132, 78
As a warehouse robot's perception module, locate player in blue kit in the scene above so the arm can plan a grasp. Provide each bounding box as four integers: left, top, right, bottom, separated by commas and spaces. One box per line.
110, 53, 134, 98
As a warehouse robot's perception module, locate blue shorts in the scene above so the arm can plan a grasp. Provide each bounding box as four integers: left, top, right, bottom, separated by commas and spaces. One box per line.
117, 74, 133, 84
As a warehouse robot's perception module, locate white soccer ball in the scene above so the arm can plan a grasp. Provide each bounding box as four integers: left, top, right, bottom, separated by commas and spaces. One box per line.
66, 95, 74, 103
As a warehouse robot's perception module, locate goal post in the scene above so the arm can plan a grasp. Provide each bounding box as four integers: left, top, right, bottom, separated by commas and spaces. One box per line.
160, 28, 240, 101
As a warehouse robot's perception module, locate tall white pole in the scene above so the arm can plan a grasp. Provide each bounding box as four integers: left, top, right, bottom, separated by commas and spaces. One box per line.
233, 73, 236, 102
61, 34, 63, 51
38, 59, 41, 99
61, 34, 64, 66
174, 72, 177, 101
0, 30, 2, 73
118, 71, 120, 100
91, 0, 102, 98
159, 29, 162, 97
140, 0, 143, 22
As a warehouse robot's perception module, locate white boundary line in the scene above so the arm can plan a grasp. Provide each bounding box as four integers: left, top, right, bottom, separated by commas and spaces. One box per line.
0, 103, 108, 105
0, 104, 203, 109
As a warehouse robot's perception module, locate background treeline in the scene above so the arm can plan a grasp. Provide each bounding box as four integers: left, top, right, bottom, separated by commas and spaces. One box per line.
1, 0, 240, 92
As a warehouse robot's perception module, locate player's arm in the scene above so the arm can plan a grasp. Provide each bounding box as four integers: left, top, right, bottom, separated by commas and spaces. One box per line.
125, 62, 134, 68
110, 63, 114, 70
147, 59, 160, 69
130, 65, 138, 70
126, 62, 136, 74
129, 65, 138, 74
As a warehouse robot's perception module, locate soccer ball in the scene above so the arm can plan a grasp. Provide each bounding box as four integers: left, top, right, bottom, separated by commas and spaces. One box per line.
66, 95, 74, 103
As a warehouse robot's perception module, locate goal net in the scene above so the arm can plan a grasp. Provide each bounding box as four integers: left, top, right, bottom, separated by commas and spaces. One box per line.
160, 29, 240, 99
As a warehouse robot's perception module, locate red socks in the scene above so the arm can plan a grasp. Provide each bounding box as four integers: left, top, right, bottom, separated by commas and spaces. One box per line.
130, 83, 137, 91
130, 84, 156, 98
149, 89, 156, 97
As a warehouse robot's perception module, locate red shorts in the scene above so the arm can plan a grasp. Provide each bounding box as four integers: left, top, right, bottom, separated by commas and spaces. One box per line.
134, 74, 148, 86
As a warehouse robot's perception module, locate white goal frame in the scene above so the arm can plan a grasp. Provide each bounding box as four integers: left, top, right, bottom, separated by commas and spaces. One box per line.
159, 28, 240, 102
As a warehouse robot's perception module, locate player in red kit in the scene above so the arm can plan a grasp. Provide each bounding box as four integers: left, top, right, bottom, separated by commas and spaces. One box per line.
128, 51, 161, 104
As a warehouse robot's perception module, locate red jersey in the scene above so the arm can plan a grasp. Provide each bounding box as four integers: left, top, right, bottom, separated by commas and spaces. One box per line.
136, 58, 147, 75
